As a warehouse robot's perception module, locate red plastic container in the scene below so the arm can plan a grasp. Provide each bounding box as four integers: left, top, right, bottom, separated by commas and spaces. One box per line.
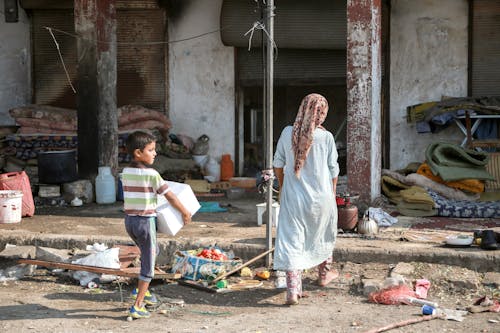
220, 154, 234, 181
0, 171, 35, 217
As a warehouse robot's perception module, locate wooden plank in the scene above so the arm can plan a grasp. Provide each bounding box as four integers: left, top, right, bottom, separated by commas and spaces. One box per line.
17, 259, 180, 280
115, 245, 140, 269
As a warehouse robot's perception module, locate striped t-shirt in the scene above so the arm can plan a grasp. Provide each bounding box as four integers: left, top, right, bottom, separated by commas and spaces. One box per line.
122, 163, 170, 216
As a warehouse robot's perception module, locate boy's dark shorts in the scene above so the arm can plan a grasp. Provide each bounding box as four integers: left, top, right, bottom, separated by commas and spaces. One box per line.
124, 215, 158, 282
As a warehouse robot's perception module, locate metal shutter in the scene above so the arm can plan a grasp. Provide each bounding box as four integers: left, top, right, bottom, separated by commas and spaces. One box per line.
31, 8, 166, 110
237, 48, 346, 86
221, 0, 346, 50
117, 10, 166, 110
471, 0, 500, 96
32, 10, 77, 108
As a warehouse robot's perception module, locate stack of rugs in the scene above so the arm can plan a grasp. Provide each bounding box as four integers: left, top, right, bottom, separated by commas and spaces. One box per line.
3, 104, 172, 163
382, 142, 500, 218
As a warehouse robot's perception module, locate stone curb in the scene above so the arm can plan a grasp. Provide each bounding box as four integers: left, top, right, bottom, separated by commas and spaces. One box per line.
1, 232, 498, 272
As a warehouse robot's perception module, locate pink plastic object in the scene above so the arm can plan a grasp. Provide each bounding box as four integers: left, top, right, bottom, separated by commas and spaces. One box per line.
0, 171, 35, 217
415, 279, 431, 299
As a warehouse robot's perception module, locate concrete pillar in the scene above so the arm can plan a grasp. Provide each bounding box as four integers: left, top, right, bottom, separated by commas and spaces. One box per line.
346, 0, 382, 203
74, 0, 118, 179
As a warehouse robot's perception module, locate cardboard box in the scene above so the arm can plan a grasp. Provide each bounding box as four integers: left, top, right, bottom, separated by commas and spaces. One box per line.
171, 251, 242, 281
156, 181, 201, 236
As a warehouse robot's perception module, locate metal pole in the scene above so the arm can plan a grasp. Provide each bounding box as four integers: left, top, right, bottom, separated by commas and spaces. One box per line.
264, 0, 275, 267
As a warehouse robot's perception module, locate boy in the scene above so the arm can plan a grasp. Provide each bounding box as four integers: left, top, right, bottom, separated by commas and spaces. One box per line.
122, 130, 192, 319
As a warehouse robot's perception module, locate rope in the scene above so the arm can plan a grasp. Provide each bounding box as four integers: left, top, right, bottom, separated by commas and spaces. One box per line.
46, 27, 77, 93
243, 20, 278, 59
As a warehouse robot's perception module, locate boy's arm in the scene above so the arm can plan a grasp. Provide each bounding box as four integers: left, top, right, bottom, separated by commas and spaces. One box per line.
164, 191, 192, 224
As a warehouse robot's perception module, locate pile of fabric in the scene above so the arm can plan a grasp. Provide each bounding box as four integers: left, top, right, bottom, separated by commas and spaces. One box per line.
3, 104, 172, 162
382, 142, 500, 218
406, 96, 500, 134
8, 104, 171, 136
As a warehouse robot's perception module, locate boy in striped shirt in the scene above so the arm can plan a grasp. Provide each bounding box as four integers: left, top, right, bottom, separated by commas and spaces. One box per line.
122, 130, 191, 319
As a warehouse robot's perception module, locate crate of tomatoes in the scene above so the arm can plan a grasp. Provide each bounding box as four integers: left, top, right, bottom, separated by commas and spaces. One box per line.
171, 247, 241, 281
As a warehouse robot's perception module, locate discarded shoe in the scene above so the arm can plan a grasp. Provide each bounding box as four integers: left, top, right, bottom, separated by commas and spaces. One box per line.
130, 288, 158, 305
480, 230, 498, 250
129, 305, 151, 319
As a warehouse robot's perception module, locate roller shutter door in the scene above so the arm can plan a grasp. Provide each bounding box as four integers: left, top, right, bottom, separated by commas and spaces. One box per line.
31, 8, 166, 110
471, 0, 500, 96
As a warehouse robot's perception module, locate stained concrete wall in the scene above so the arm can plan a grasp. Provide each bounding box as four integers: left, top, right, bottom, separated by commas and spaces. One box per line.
390, 0, 468, 169
168, 0, 235, 164
0, 9, 31, 126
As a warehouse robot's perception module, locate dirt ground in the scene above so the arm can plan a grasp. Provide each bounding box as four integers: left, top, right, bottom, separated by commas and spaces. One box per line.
1, 260, 499, 333
1, 193, 499, 332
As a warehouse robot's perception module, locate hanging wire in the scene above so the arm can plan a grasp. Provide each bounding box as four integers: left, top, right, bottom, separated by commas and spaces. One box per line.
243, 20, 278, 59
46, 27, 77, 93
43, 25, 232, 46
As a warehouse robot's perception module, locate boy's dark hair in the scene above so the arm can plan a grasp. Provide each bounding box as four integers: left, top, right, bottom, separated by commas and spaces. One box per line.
126, 131, 156, 156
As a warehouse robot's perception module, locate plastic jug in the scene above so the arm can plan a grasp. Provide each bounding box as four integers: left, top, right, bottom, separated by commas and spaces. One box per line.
205, 157, 220, 182
95, 166, 116, 204
220, 154, 234, 181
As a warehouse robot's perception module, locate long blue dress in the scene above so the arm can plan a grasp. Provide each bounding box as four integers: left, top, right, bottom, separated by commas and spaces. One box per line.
273, 126, 340, 271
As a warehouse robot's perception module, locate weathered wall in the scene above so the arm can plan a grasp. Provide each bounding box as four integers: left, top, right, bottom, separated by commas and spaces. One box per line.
390, 0, 468, 169
168, 0, 235, 162
0, 9, 31, 125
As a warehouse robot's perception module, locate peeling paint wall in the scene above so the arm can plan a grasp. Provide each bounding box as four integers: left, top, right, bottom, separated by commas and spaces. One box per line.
0, 9, 31, 125
168, 0, 235, 162
390, 0, 468, 169
347, 0, 382, 202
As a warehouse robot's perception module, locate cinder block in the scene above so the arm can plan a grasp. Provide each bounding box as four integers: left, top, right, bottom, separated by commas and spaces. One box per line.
36, 246, 71, 263
0, 244, 36, 259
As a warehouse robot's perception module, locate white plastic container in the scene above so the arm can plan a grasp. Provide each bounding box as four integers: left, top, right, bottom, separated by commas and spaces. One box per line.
156, 181, 201, 235
205, 157, 220, 182
256, 202, 280, 226
192, 154, 208, 168
0, 190, 23, 223
95, 166, 116, 204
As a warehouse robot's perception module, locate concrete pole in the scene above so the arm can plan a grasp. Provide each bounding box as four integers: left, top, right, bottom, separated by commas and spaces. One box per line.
74, 0, 118, 179
346, 0, 382, 205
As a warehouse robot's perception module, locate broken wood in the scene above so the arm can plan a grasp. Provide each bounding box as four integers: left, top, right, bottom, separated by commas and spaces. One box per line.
363, 315, 438, 333
17, 259, 180, 280
210, 247, 274, 285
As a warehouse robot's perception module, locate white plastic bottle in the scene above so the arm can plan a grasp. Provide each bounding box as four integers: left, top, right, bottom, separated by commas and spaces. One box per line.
205, 157, 221, 182
95, 166, 116, 204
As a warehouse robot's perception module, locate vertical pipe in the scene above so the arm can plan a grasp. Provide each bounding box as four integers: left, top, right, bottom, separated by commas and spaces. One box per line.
265, 0, 275, 267
238, 89, 245, 176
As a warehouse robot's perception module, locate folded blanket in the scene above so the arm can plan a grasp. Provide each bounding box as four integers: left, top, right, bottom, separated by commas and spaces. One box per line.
381, 175, 410, 203
400, 186, 435, 206
382, 169, 479, 201
397, 207, 438, 217
425, 142, 495, 181
396, 200, 434, 211
417, 162, 485, 193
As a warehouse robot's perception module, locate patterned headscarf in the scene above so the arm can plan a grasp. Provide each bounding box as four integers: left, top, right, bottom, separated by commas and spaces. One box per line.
292, 93, 329, 176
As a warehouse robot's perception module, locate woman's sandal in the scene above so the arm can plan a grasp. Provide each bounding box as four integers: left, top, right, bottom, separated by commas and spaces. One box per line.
318, 262, 339, 287
286, 292, 299, 305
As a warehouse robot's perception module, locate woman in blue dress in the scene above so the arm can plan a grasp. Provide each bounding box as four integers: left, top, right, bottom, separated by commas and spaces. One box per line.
273, 93, 340, 305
